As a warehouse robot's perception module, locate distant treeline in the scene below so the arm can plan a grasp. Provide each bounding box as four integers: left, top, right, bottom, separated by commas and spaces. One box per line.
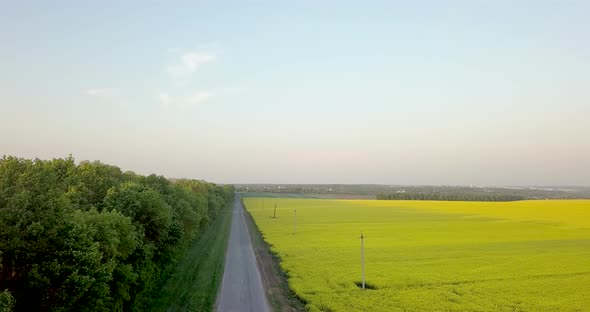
376, 192, 524, 202
236, 184, 590, 200
0, 156, 234, 311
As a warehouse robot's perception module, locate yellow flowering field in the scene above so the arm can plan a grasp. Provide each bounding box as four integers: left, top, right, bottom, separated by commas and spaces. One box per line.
244, 198, 590, 311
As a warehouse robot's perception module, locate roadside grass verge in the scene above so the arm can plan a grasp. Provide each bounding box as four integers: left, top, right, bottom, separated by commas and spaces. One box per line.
149, 202, 233, 312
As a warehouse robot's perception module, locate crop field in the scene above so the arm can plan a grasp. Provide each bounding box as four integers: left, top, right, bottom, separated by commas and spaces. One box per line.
244, 199, 590, 312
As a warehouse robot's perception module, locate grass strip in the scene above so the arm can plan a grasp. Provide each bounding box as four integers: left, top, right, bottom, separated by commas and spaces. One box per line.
149, 203, 233, 312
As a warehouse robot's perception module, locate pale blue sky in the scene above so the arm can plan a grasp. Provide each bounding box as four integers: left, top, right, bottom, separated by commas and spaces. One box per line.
1, 1, 588, 185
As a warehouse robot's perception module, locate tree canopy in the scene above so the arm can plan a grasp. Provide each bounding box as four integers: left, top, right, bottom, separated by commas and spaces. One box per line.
0, 156, 234, 311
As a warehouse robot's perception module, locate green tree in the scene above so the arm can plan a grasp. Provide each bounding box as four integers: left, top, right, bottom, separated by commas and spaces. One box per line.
0, 156, 234, 311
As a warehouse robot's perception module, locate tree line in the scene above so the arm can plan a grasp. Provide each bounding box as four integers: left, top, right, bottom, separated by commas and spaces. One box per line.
237, 184, 590, 200
0, 156, 234, 311
376, 192, 524, 201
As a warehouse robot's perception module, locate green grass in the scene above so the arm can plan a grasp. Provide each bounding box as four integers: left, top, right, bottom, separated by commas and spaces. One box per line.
245, 198, 590, 312
149, 203, 233, 312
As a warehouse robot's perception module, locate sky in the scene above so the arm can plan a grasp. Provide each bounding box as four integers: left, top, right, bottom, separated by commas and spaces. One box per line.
0, 1, 589, 186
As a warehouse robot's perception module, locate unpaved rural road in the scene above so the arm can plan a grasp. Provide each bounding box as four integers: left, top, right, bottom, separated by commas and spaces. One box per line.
216, 195, 271, 312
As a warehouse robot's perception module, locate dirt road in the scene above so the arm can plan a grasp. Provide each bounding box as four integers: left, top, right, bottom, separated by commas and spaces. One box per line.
216, 195, 271, 312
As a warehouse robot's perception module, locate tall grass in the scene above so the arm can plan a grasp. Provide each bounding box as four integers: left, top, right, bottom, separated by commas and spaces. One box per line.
149, 201, 233, 312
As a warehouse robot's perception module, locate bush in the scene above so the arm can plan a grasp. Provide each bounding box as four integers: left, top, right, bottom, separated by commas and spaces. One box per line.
0, 290, 15, 312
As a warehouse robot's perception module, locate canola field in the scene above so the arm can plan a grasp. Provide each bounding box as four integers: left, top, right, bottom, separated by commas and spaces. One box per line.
244, 198, 590, 312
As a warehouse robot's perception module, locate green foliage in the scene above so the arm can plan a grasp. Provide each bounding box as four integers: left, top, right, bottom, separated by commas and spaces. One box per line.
103, 182, 173, 246
67, 160, 126, 208
149, 197, 233, 312
0, 290, 15, 312
0, 156, 234, 311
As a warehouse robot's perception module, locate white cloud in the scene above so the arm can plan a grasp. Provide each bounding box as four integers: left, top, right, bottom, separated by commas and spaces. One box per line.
167, 52, 216, 77
159, 46, 218, 109
185, 91, 212, 106
87, 88, 115, 98
157, 91, 212, 109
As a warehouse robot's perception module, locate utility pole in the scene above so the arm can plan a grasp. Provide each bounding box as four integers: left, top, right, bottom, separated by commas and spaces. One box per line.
360, 232, 365, 290
273, 203, 277, 218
